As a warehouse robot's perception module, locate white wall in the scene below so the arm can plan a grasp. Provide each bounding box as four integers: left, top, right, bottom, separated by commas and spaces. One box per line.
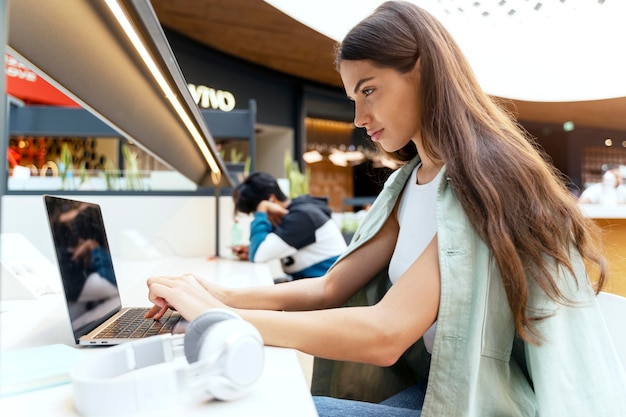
256, 124, 293, 178
1, 195, 241, 263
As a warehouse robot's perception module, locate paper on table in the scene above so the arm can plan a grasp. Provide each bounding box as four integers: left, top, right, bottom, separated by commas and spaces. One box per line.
0, 344, 84, 397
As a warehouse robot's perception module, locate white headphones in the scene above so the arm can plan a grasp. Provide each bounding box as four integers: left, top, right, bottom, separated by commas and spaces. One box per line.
71, 309, 264, 417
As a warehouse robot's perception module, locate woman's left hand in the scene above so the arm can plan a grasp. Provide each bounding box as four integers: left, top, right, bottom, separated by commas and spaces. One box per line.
145, 273, 227, 321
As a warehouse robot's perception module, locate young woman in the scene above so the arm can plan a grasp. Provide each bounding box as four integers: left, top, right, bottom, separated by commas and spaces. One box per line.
146, 2, 626, 415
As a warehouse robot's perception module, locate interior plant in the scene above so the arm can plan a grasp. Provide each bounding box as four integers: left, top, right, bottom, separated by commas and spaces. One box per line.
122, 144, 144, 190
243, 155, 251, 178
78, 160, 89, 188
229, 148, 245, 163
57, 142, 74, 190
101, 160, 119, 190
284, 150, 310, 198
222, 147, 249, 185
219, 147, 245, 163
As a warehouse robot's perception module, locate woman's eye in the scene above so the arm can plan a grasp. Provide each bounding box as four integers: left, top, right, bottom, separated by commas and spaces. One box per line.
362, 88, 374, 96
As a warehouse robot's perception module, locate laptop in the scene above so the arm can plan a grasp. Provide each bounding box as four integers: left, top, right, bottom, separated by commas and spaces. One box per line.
43, 195, 187, 345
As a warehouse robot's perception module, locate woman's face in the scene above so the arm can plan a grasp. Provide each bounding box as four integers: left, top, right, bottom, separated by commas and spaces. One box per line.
339, 59, 422, 153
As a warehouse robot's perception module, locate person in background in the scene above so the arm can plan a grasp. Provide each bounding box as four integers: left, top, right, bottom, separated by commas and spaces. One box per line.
231, 172, 347, 280
578, 163, 626, 204
147, 2, 626, 415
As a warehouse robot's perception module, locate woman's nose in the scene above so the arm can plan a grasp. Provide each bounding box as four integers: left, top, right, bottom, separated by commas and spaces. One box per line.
353, 106, 368, 128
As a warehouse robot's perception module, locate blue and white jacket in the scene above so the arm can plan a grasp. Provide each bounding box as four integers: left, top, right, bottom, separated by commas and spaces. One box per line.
248, 196, 347, 279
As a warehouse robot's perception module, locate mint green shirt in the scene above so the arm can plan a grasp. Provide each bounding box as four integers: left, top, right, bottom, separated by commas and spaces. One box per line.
312, 156, 626, 416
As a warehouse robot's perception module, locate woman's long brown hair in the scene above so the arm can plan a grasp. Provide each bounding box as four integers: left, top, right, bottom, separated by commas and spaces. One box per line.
337, 1, 607, 344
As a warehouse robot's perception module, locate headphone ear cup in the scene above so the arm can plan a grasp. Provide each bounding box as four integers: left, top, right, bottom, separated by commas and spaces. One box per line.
200, 320, 264, 400
184, 309, 243, 363
183, 309, 264, 401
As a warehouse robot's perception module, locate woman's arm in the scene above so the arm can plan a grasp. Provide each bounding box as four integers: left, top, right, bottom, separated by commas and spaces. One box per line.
146, 215, 440, 365
147, 209, 399, 316
236, 234, 440, 366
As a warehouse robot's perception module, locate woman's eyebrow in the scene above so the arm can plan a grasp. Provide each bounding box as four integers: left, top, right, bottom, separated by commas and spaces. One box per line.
353, 77, 375, 94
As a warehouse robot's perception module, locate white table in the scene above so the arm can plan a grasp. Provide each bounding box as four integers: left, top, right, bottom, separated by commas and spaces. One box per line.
0, 257, 318, 417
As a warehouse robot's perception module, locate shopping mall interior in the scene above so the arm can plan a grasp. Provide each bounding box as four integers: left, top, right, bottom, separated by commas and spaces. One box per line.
4, 1, 626, 294
2, 1, 626, 415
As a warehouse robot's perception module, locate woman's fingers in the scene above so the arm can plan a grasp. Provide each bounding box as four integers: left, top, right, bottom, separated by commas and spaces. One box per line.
145, 303, 168, 320
146, 274, 219, 321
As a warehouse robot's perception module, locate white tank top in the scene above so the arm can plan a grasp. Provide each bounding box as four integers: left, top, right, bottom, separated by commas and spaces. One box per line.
388, 164, 442, 353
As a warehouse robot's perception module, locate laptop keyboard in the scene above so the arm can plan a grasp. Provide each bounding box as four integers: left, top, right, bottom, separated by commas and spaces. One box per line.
94, 308, 182, 339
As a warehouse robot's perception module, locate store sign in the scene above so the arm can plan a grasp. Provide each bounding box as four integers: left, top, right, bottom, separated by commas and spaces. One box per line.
187, 83, 236, 112
5, 55, 37, 82
5, 53, 78, 106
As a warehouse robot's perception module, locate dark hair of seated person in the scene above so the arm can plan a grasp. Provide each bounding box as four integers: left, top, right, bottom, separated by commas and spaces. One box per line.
233, 172, 288, 214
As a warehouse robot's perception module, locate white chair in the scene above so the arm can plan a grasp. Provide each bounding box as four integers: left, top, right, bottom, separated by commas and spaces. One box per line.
597, 291, 626, 371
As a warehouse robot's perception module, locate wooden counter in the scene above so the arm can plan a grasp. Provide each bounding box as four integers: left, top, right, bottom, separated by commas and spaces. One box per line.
579, 204, 626, 297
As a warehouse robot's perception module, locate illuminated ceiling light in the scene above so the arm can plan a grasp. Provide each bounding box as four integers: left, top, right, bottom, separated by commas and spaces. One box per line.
371, 154, 400, 170
563, 121, 575, 131
344, 150, 366, 164
328, 149, 349, 167
105, 0, 220, 176
264, 0, 626, 102
605, 138, 613, 146
302, 149, 324, 164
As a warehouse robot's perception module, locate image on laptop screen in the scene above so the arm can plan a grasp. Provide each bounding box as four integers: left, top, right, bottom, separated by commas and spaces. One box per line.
44, 196, 122, 337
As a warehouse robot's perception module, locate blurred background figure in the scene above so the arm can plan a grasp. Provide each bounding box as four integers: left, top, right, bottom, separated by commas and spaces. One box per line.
232, 172, 346, 281
578, 164, 626, 204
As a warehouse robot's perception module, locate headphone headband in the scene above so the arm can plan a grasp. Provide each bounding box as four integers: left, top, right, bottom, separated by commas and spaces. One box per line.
71, 310, 264, 417
71, 335, 187, 416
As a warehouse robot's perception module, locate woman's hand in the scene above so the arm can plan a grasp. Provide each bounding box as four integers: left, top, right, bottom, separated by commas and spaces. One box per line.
145, 274, 227, 321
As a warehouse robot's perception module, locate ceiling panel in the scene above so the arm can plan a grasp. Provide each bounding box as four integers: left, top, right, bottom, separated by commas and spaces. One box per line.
151, 0, 626, 132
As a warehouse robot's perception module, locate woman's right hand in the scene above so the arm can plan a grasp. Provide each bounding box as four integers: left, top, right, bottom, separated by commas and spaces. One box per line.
145, 273, 229, 321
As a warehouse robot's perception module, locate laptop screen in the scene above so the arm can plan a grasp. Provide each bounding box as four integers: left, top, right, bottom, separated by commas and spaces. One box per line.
44, 196, 122, 339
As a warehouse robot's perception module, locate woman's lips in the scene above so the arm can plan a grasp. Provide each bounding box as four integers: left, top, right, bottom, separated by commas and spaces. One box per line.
368, 129, 383, 142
